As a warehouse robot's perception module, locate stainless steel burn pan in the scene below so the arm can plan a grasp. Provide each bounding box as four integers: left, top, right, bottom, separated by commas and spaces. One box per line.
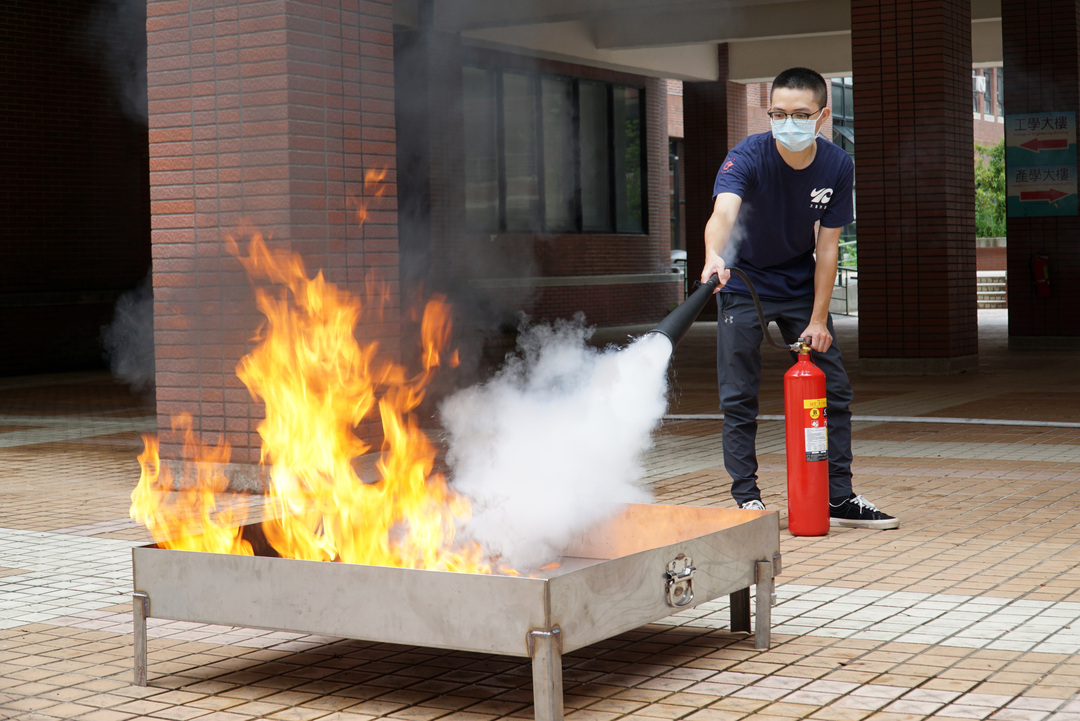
132, 503, 780, 721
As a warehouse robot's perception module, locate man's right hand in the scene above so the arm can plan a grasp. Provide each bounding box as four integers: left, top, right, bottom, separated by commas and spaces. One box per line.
701, 254, 730, 293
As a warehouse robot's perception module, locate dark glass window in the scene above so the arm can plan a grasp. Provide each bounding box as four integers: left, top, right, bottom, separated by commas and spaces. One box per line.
830, 77, 854, 160
614, 86, 643, 233
829, 77, 856, 246
463, 67, 499, 231
995, 68, 1004, 116
541, 76, 576, 232
463, 65, 646, 234
579, 81, 612, 232
502, 72, 540, 231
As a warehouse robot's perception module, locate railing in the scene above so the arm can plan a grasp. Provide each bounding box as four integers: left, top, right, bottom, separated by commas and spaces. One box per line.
671, 243, 861, 312
838, 239, 857, 270
830, 240, 859, 316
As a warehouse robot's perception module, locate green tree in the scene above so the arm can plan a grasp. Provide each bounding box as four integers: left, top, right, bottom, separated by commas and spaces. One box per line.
975, 140, 1006, 238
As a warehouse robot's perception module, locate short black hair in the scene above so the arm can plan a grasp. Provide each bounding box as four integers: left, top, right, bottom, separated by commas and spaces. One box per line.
771, 67, 828, 110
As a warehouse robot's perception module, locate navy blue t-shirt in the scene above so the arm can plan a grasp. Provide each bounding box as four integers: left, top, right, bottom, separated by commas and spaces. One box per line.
712, 132, 855, 299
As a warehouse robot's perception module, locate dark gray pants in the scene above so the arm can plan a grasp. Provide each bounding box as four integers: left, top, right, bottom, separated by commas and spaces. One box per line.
716, 292, 854, 505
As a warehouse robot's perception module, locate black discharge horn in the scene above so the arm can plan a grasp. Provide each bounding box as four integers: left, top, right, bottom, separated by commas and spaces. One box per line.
647, 273, 720, 350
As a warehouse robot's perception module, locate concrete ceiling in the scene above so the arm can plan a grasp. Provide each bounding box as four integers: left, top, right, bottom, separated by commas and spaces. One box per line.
396, 0, 1002, 82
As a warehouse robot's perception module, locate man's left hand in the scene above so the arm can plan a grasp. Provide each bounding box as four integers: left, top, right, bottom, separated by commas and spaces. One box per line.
799, 320, 832, 353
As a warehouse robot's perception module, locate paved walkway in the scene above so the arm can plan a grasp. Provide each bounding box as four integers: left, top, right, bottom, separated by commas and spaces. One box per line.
3, 310, 1080, 721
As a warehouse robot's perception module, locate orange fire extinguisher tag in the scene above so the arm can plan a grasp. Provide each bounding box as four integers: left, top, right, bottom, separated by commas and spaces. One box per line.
803, 398, 828, 461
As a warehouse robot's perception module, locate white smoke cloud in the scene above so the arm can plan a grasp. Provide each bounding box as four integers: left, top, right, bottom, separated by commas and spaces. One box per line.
441, 317, 673, 569
102, 275, 155, 392
83, 0, 148, 123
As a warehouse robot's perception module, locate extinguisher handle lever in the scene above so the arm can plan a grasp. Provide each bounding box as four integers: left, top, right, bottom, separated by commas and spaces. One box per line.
791, 337, 812, 353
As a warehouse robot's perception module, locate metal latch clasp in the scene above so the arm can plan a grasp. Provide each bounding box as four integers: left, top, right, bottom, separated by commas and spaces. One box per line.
664, 554, 696, 607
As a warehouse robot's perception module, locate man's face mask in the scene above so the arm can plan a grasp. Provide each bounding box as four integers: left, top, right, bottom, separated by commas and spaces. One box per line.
771, 115, 818, 152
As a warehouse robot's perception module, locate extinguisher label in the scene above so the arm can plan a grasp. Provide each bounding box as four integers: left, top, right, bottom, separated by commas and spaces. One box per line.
805, 427, 828, 461
803, 398, 828, 461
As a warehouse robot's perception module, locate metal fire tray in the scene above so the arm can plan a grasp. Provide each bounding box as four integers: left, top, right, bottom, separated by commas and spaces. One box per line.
132, 503, 780, 721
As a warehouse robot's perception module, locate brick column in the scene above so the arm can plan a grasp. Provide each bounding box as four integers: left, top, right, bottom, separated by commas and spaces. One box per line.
147, 0, 398, 464
683, 44, 747, 321
852, 0, 978, 374
1002, 1, 1080, 345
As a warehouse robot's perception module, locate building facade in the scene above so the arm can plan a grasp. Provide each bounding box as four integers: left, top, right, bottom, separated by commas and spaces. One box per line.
6, 0, 1080, 463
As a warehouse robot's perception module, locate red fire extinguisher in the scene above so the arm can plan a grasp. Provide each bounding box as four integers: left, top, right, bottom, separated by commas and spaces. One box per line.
784, 340, 830, 536
1032, 254, 1051, 298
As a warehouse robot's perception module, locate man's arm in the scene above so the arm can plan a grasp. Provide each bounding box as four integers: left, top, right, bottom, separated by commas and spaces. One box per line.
701, 192, 742, 291
801, 224, 841, 352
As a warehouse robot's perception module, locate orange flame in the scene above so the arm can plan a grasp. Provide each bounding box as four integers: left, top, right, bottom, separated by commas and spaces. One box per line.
131, 172, 500, 572
349, 169, 389, 226
130, 414, 253, 556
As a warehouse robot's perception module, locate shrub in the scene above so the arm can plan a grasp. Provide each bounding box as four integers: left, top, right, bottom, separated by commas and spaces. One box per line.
975, 140, 1006, 238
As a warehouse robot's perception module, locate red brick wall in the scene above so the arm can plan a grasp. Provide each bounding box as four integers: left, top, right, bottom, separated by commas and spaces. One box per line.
148, 0, 398, 463
973, 68, 1005, 147
1002, 0, 1080, 338
977, 246, 1007, 271
1, 0, 151, 375
973, 118, 1005, 146
746, 83, 772, 137
852, 0, 978, 365
667, 80, 684, 138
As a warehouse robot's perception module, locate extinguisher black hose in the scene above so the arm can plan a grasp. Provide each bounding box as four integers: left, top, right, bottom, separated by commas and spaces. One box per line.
649, 267, 801, 352
726, 267, 795, 352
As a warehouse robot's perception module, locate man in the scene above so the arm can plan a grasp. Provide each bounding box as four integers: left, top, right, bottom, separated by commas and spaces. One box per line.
700, 67, 898, 530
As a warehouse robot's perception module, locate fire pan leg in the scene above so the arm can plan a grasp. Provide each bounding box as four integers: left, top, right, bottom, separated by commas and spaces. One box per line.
730, 587, 751, 633
133, 592, 149, 686
754, 560, 774, 650
528, 627, 563, 721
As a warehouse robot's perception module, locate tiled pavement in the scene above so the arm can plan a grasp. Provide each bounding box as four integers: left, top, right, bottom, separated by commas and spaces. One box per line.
4, 310, 1080, 720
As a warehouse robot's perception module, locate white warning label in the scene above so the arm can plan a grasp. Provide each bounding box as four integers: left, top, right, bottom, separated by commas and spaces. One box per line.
805, 427, 828, 462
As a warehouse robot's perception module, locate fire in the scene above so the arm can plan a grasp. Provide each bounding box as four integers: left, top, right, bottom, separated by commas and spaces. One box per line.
130, 415, 253, 556
131, 221, 498, 572
349, 169, 388, 226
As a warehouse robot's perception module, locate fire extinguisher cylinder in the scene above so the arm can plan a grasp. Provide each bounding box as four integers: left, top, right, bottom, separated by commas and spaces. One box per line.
784, 340, 830, 536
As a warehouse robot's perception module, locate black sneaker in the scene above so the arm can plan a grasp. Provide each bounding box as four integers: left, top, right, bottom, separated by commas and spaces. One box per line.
740, 499, 766, 511
829, 494, 899, 530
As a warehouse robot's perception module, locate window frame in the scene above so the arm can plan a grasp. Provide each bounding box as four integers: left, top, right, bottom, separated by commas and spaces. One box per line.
830, 77, 855, 160
463, 64, 648, 236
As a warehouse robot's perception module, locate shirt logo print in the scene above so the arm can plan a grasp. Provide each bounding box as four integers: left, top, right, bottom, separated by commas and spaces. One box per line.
810, 187, 833, 205
722, 160, 735, 173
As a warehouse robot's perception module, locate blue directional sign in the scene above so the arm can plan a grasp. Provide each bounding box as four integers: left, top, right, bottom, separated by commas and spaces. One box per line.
1006, 111, 1078, 217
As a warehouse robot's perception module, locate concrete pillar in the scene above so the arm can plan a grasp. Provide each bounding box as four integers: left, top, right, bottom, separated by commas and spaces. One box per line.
1002, 0, 1080, 346
852, 0, 979, 374
147, 0, 398, 464
683, 44, 746, 321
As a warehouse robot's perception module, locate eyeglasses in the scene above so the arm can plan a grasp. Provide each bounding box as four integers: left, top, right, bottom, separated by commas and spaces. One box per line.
767, 108, 824, 122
